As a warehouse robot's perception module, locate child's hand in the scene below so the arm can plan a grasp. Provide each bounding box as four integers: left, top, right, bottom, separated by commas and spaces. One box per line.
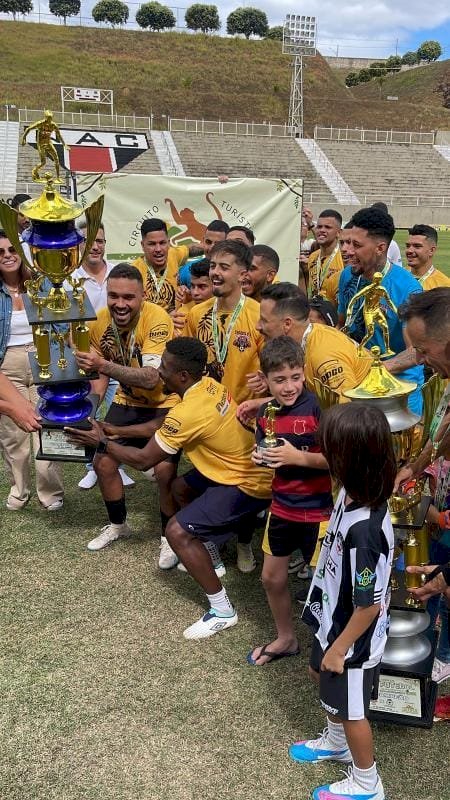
251, 444, 264, 465
262, 438, 302, 468
247, 371, 268, 395
321, 646, 345, 674
236, 398, 261, 425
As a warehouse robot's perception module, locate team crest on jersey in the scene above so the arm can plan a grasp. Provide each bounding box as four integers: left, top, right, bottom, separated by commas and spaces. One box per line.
294, 419, 307, 435
233, 330, 251, 351
335, 532, 344, 555
356, 567, 376, 589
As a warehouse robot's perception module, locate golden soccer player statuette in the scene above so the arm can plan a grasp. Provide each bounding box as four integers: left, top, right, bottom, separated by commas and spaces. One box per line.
345, 272, 397, 358
258, 402, 282, 467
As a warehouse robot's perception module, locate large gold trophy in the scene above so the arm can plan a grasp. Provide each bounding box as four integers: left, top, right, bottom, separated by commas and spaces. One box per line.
340, 301, 443, 727
0, 113, 104, 461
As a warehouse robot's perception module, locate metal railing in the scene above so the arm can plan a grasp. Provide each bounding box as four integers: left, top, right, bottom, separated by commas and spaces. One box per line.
169, 118, 295, 137
17, 108, 153, 131
314, 126, 436, 145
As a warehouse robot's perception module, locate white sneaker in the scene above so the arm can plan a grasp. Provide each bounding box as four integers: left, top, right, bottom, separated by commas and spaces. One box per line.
78, 470, 98, 490
236, 542, 256, 573
46, 499, 64, 511
158, 536, 178, 569
183, 608, 238, 640
119, 468, 135, 487
311, 767, 385, 800
432, 657, 450, 684
177, 561, 227, 578
142, 467, 156, 481
87, 522, 132, 551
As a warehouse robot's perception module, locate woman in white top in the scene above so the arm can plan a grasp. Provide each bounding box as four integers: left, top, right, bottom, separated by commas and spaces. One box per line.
0, 231, 63, 511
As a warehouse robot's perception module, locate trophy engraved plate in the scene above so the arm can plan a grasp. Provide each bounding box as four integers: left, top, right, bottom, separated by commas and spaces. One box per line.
40, 430, 87, 460
370, 674, 422, 718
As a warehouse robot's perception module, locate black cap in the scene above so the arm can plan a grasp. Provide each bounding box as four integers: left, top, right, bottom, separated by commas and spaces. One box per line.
309, 297, 338, 327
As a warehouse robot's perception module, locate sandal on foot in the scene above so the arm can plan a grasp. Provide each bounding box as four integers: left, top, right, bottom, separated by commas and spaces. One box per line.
246, 642, 300, 666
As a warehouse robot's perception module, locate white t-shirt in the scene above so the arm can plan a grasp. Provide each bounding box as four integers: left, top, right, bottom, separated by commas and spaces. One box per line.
8, 309, 33, 347
387, 240, 402, 267
65, 260, 115, 313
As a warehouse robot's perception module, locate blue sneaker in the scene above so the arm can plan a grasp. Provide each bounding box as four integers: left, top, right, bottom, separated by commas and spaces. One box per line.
310, 767, 385, 799
289, 728, 351, 764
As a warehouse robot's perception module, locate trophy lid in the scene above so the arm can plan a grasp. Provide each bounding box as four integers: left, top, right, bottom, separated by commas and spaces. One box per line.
344, 346, 417, 400
20, 175, 83, 223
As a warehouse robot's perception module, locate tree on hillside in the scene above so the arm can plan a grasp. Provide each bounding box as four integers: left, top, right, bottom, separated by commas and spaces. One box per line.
49, 0, 80, 25
345, 71, 360, 87
401, 50, 418, 66
92, 0, 129, 26
136, 2, 176, 31
417, 40, 442, 62
368, 61, 386, 78
265, 25, 283, 41
185, 4, 220, 33
386, 55, 401, 72
356, 68, 372, 83
226, 7, 268, 39
0, 0, 33, 19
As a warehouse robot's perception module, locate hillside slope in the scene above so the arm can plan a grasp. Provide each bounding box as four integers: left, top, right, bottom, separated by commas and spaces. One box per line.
1, 21, 450, 133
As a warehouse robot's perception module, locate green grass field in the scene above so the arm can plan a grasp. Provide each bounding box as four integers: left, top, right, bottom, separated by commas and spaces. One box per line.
1, 456, 449, 800
390, 229, 450, 276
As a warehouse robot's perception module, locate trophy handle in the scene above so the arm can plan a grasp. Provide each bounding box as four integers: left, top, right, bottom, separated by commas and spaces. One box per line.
0, 201, 34, 271
420, 373, 446, 451
79, 194, 105, 265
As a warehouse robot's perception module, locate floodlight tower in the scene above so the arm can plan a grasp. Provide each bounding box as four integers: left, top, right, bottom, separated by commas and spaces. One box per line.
282, 14, 317, 138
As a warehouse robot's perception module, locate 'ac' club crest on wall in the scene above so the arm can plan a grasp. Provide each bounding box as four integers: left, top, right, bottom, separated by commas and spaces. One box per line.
27, 128, 149, 173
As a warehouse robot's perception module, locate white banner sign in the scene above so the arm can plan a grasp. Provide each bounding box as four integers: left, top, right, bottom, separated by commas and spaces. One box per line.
76, 173, 303, 283
74, 87, 101, 102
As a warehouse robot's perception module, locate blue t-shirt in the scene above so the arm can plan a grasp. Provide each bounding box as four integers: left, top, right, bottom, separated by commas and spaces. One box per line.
338, 264, 424, 415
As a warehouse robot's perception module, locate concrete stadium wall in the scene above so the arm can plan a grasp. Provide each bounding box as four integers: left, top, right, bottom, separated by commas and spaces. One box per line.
309, 204, 450, 227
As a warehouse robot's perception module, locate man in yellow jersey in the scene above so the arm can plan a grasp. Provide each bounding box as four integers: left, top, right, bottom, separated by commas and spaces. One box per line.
184, 240, 264, 405
307, 209, 343, 305
66, 338, 272, 640
242, 245, 280, 302
132, 218, 189, 313
256, 283, 372, 398
73, 264, 178, 559
405, 225, 450, 290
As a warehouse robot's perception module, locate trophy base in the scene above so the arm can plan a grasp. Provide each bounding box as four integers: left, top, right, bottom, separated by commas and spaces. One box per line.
257, 439, 283, 468
28, 347, 98, 386
368, 630, 438, 729
36, 393, 99, 463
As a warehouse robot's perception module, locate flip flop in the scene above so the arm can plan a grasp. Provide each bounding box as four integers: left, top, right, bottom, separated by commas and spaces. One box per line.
246, 643, 300, 666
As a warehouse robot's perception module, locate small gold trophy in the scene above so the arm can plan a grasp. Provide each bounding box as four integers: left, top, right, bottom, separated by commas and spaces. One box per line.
257, 402, 282, 467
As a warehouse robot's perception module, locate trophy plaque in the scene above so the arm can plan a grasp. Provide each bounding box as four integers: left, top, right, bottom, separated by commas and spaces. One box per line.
0, 113, 104, 462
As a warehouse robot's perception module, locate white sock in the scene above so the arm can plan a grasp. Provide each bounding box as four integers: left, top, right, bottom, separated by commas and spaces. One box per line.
326, 718, 348, 750
206, 588, 234, 616
111, 521, 127, 534
353, 762, 379, 792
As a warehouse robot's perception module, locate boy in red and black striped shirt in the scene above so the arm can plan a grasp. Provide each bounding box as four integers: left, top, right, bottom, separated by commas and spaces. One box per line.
248, 336, 333, 666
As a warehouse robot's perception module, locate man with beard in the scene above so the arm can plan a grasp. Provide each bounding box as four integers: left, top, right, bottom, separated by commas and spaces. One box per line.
73, 263, 178, 561
132, 218, 189, 313
307, 209, 343, 305
66, 337, 272, 640
405, 225, 450, 290
339, 207, 424, 414
242, 245, 279, 302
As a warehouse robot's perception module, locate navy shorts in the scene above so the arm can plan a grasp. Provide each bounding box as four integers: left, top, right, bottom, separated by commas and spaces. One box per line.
262, 513, 319, 560
310, 638, 381, 721
176, 468, 269, 545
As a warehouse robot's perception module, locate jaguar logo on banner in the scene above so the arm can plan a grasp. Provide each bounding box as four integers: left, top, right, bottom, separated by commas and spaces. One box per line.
27, 128, 149, 174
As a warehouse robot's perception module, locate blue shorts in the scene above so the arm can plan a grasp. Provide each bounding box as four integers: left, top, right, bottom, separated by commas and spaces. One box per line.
176, 468, 269, 545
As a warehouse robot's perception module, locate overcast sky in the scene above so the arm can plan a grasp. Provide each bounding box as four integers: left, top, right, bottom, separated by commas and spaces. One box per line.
9, 2, 450, 59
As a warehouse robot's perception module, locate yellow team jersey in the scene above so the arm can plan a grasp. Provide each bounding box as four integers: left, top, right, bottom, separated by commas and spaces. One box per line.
304, 323, 372, 399
308, 246, 343, 305
89, 301, 176, 409
155, 377, 272, 499
183, 296, 264, 404
417, 267, 450, 291
132, 245, 189, 313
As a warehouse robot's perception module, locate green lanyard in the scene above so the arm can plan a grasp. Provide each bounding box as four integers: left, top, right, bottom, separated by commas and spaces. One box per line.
417, 265, 435, 286
146, 261, 168, 299
313, 242, 340, 295
111, 320, 137, 367
211, 294, 246, 364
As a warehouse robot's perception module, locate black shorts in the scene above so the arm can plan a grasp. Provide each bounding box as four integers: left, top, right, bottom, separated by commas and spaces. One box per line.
310, 638, 381, 721
176, 467, 269, 545
105, 403, 170, 448
262, 513, 319, 561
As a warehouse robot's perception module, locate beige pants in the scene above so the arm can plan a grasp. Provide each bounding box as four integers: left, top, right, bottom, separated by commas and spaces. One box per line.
0, 345, 64, 508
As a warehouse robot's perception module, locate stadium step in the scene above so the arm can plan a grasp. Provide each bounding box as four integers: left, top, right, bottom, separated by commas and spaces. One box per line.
0, 121, 19, 196
296, 138, 360, 205
150, 131, 185, 176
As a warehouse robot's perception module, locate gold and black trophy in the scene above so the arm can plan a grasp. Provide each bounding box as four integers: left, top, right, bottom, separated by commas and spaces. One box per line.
0, 113, 104, 462
257, 401, 282, 466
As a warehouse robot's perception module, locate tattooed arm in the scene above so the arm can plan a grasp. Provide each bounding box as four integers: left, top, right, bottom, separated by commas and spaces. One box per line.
75, 348, 160, 389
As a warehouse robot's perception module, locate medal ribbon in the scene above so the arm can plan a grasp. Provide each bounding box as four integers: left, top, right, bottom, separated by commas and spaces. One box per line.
211, 294, 246, 364
313, 243, 340, 295
417, 265, 435, 286
111, 320, 137, 367
429, 384, 450, 511
146, 261, 168, 299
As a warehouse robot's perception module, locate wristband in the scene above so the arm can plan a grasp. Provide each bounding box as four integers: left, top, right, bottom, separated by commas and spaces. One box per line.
96, 439, 108, 454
